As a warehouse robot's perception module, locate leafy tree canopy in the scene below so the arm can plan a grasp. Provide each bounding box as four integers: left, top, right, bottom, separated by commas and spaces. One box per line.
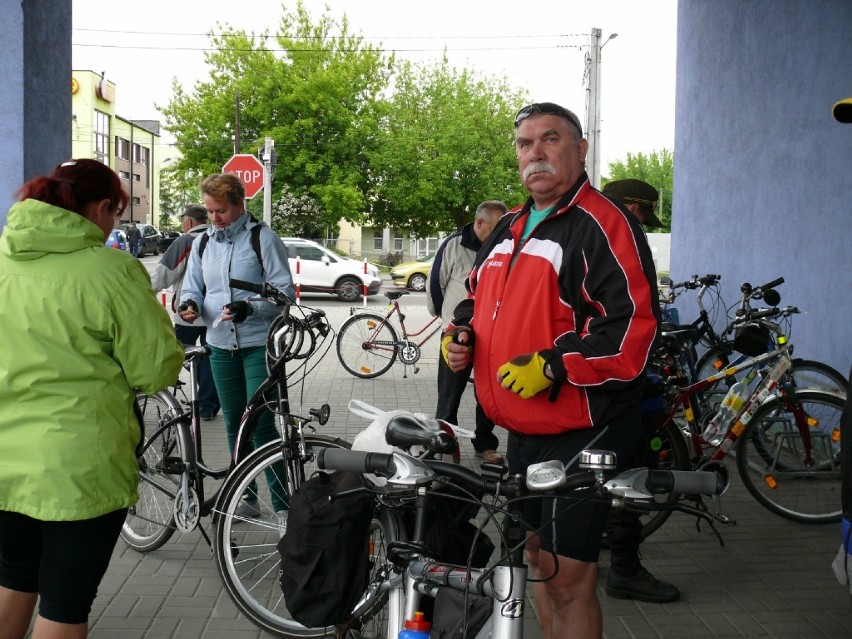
602, 149, 673, 231
160, 1, 391, 228
367, 57, 528, 237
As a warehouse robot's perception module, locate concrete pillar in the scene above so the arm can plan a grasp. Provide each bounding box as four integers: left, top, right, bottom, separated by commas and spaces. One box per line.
0, 0, 72, 229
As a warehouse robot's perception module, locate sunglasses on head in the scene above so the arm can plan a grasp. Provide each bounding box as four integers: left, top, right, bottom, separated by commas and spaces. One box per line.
514, 103, 583, 136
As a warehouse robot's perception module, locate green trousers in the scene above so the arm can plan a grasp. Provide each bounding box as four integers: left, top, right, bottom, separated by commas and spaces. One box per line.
209, 345, 288, 511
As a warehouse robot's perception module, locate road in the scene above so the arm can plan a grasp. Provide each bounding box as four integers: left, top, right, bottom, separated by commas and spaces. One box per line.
138, 255, 424, 310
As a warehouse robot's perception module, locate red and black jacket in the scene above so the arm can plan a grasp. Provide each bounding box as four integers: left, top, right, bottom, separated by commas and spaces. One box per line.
450, 174, 660, 435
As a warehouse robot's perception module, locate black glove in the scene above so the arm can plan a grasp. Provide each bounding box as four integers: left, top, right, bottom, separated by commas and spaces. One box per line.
224, 300, 252, 323
178, 299, 199, 314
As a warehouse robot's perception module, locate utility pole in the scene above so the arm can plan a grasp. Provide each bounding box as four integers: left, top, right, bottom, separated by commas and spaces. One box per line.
234, 92, 241, 155
261, 137, 275, 227
584, 28, 617, 189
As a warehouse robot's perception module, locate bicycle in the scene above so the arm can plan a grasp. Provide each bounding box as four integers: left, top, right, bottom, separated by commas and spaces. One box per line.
122, 280, 353, 636
655, 275, 846, 405
336, 289, 442, 379
309, 422, 727, 639
639, 305, 846, 539
691, 277, 847, 396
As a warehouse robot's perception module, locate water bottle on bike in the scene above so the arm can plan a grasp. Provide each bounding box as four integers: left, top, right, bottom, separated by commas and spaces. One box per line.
702, 379, 748, 445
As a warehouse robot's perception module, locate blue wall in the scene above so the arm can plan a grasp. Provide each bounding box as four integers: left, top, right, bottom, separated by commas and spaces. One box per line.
0, 1, 71, 229
673, 0, 852, 376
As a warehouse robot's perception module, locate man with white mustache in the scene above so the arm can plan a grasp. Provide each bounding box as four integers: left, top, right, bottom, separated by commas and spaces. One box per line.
443, 103, 660, 638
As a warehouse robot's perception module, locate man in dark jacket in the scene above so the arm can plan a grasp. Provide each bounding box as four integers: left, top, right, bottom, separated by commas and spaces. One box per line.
426, 200, 505, 463
125, 221, 142, 258
151, 205, 220, 420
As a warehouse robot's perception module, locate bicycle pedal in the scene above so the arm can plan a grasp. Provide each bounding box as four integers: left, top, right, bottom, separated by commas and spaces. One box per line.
413, 367, 420, 374
162, 457, 186, 474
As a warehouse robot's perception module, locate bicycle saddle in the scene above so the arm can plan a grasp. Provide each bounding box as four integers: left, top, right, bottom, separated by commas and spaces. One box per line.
386, 414, 457, 454
385, 290, 409, 300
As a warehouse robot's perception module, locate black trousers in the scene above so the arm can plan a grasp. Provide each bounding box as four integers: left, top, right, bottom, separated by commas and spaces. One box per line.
435, 353, 498, 452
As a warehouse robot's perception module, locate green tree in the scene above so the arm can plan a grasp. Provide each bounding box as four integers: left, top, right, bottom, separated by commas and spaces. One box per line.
159, 1, 391, 227
368, 57, 527, 237
603, 149, 673, 231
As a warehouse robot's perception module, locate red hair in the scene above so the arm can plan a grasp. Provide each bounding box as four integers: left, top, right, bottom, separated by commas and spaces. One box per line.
17, 159, 129, 216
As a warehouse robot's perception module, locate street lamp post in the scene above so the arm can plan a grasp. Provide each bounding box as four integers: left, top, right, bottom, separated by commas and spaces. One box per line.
585, 29, 618, 189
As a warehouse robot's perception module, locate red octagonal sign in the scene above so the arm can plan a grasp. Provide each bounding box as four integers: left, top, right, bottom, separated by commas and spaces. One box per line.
222, 154, 265, 199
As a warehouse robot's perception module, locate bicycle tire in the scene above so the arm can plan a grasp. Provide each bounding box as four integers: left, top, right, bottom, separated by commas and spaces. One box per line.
214, 435, 391, 638
337, 312, 399, 379
787, 359, 848, 395
639, 419, 691, 540
121, 390, 189, 552
735, 389, 843, 524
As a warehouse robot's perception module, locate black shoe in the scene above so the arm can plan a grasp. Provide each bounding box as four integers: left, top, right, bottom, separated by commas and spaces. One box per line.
606, 567, 680, 603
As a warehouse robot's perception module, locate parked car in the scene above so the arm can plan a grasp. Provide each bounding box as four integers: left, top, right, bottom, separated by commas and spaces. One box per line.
158, 230, 182, 252
118, 222, 162, 257
280, 237, 382, 302
104, 229, 128, 252
389, 253, 435, 292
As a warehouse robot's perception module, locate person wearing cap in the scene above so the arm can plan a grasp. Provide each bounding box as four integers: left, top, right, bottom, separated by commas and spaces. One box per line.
602, 178, 664, 229
599, 178, 680, 603
151, 204, 220, 420
443, 102, 659, 638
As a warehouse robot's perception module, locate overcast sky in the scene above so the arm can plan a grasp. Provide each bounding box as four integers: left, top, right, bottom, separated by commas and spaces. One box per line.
71, 0, 677, 169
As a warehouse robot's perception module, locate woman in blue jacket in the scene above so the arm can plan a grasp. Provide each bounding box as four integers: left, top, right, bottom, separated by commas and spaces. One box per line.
179, 173, 295, 524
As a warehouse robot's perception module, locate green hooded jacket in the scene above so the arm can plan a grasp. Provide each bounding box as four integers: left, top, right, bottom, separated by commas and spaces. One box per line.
0, 199, 185, 520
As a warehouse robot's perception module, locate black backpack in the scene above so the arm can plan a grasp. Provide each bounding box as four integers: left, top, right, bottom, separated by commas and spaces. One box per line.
278, 470, 375, 628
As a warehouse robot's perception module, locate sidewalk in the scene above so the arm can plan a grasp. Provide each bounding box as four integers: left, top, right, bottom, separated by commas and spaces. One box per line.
62, 303, 851, 638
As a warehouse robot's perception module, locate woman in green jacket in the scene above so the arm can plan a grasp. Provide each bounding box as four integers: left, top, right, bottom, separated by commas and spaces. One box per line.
0, 160, 185, 639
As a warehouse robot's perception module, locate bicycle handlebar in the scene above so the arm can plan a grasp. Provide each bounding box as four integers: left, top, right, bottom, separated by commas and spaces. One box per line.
317, 448, 726, 501
317, 448, 397, 476
229, 279, 295, 306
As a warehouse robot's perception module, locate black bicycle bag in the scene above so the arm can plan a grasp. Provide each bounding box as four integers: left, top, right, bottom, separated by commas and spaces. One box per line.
277, 470, 375, 628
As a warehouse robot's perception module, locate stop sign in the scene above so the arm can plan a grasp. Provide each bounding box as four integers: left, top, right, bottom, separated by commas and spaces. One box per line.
222, 154, 265, 199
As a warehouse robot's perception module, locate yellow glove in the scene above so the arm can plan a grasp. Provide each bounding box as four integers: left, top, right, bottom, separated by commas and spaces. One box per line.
498, 353, 552, 399
440, 326, 472, 368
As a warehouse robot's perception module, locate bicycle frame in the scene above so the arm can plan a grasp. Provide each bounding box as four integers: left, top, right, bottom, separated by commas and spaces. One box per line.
665, 345, 798, 463
353, 297, 442, 351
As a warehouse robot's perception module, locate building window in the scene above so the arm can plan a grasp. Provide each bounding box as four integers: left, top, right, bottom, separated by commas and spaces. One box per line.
119, 170, 130, 180
131, 197, 141, 205
373, 235, 383, 251
132, 173, 141, 182
393, 235, 403, 251
132, 144, 149, 166
94, 110, 110, 164
115, 137, 130, 160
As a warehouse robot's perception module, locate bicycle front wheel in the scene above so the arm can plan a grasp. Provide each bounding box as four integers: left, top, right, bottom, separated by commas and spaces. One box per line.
121, 390, 188, 552
337, 313, 399, 379
639, 419, 691, 540
736, 389, 844, 524
214, 435, 391, 638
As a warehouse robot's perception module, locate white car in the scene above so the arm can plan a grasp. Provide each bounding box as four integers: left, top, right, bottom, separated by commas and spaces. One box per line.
281, 238, 382, 302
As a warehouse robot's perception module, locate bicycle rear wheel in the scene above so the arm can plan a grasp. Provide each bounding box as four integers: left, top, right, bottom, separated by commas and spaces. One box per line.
121, 390, 188, 552
337, 313, 399, 379
736, 389, 843, 524
214, 435, 389, 637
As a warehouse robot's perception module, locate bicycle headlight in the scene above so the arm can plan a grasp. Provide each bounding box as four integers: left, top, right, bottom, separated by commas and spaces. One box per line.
526, 460, 567, 490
